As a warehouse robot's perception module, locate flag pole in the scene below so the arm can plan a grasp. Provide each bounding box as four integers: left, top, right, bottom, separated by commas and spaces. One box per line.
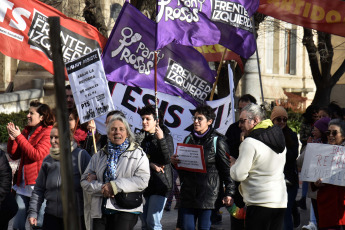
251, 16, 264, 104
209, 48, 227, 101
154, 51, 159, 119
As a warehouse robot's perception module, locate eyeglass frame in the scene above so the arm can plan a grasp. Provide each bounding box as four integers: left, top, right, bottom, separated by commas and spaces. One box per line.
326, 130, 339, 137
274, 117, 288, 123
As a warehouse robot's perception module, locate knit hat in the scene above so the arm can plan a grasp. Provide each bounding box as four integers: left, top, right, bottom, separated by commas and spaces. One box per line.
314, 117, 331, 134
270, 106, 288, 121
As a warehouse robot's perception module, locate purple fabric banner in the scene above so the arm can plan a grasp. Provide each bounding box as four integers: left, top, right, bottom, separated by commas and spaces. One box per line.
156, 0, 259, 59
102, 2, 216, 105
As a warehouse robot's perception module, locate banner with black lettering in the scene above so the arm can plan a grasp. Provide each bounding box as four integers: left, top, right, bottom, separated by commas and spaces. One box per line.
0, 0, 107, 75
102, 2, 216, 106
156, 0, 259, 58
66, 49, 115, 123
94, 83, 235, 148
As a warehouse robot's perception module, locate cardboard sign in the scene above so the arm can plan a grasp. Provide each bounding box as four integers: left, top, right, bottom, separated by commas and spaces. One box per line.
300, 143, 345, 186
66, 49, 115, 123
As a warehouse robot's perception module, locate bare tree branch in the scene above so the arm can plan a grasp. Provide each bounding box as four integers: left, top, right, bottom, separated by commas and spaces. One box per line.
303, 28, 322, 86
330, 59, 345, 87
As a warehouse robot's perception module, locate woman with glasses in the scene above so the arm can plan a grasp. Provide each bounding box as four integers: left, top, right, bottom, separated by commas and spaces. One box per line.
314, 119, 345, 230
171, 104, 235, 230
271, 106, 299, 230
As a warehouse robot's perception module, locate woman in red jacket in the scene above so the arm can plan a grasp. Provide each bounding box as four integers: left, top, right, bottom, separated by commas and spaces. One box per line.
7, 100, 54, 230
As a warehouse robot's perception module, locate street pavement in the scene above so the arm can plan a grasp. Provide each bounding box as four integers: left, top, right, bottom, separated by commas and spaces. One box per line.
7, 188, 311, 230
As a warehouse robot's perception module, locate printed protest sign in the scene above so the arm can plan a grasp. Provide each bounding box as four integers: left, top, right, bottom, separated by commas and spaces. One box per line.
0, 0, 107, 75
66, 49, 115, 123
300, 143, 345, 186
94, 83, 235, 148
175, 143, 206, 173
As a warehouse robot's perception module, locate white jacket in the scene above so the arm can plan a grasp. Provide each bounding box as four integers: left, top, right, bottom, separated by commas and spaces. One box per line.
81, 142, 150, 218
230, 137, 287, 208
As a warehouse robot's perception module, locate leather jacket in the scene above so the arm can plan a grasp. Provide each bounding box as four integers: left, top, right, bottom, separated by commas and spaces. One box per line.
179, 128, 235, 209
136, 125, 174, 197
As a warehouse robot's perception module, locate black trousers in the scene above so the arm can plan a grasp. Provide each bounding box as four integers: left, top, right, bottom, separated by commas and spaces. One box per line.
42, 213, 86, 230
93, 212, 139, 230
231, 216, 245, 230
245, 206, 285, 230
0, 193, 18, 230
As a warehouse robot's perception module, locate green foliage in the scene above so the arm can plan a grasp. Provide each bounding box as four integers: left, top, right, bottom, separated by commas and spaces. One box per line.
287, 111, 302, 134
0, 111, 28, 143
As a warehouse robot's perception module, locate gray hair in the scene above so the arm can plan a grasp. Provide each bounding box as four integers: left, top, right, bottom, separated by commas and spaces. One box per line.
329, 119, 345, 137
241, 103, 266, 121
106, 114, 135, 144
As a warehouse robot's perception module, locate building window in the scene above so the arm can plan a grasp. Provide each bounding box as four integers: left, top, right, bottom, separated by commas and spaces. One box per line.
284, 29, 296, 75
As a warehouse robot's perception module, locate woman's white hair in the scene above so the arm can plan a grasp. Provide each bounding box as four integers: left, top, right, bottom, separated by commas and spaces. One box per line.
241, 103, 266, 121
106, 114, 135, 143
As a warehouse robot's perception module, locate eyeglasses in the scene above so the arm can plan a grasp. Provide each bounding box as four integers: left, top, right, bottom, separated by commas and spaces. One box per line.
275, 117, 288, 123
239, 119, 247, 124
326, 130, 339, 136
192, 116, 204, 122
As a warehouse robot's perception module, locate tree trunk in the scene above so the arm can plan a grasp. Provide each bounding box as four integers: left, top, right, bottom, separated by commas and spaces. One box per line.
312, 85, 332, 107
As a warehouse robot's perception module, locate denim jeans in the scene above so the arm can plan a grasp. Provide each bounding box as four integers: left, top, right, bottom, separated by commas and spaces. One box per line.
140, 195, 167, 230
13, 194, 46, 230
179, 207, 212, 230
284, 184, 298, 230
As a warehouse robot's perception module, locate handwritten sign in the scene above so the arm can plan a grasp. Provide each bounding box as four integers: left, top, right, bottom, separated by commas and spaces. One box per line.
300, 143, 345, 186
175, 143, 206, 173
66, 49, 115, 123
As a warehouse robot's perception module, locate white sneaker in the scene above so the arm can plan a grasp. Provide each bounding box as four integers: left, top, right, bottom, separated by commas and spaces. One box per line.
302, 222, 317, 230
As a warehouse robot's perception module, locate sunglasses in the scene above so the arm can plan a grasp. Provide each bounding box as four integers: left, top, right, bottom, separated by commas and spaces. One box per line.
326, 130, 339, 136
192, 116, 204, 122
239, 119, 247, 124
275, 117, 288, 123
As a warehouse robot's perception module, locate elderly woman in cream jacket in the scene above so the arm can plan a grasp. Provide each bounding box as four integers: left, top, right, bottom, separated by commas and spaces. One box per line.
81, 115, 150, 230
230, 103, 287, 230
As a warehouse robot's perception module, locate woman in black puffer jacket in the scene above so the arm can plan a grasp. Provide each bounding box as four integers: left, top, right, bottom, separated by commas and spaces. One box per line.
171, 104, 235, 230
136, 105, 174, 230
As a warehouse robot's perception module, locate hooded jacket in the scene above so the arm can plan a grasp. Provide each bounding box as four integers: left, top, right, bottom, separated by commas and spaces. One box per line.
230, 119, 287, 208
28, 148, 91, 219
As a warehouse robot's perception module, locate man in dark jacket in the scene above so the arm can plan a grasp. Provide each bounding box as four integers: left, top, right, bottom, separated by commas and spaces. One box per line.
225, 94, 256, 229
136, 105, 174, 230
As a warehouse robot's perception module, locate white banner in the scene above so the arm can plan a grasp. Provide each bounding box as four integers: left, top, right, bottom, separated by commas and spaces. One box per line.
95, 83, 235, 148
66, 49, 115, 124
300, 143, 345, 186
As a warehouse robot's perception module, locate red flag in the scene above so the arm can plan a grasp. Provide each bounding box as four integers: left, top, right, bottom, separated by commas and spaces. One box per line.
0, 0, 107, 74
258, 0, 345, 38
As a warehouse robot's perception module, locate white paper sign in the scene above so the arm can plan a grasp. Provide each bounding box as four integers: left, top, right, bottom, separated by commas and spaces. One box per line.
175, 143, 206, 173
66, 49, 115, 123
300, 143, 345, 186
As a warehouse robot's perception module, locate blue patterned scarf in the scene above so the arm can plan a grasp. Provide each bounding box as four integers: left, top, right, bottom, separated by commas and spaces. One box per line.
104, 138, 129, 183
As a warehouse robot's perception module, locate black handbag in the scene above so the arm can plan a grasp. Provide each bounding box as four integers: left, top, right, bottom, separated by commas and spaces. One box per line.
115, 192, 143, 209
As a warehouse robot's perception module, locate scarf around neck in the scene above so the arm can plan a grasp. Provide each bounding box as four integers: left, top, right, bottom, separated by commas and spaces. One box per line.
50, 141, 77, 161
105, 138, 129, 183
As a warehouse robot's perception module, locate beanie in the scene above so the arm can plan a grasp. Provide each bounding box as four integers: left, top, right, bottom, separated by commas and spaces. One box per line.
314, 117, 331, 134
270, 106, 288, 121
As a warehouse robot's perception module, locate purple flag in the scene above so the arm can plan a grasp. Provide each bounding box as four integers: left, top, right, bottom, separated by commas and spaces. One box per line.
156, 0, 259, 59
102, 2, 216, 105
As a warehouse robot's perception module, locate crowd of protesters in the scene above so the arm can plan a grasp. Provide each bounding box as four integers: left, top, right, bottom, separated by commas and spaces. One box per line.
2, 88, 345, 230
